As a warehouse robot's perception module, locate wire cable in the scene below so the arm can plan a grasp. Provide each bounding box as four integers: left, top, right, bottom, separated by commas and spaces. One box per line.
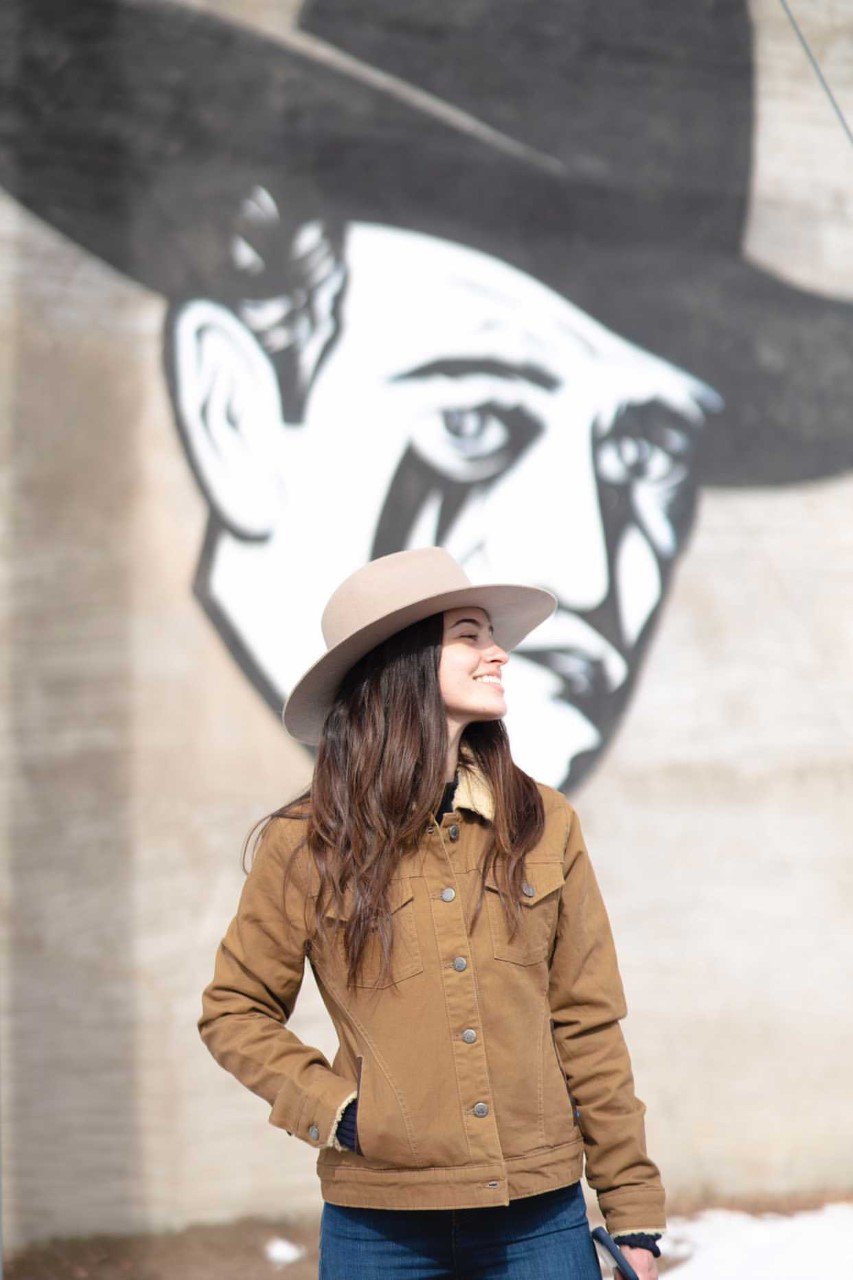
777, 0, 853, 150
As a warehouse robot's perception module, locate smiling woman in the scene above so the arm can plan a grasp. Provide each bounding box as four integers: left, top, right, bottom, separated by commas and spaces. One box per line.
198, 547, 666, 1278
438, 606, 509, 769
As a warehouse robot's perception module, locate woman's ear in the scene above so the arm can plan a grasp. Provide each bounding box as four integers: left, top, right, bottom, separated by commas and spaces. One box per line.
164, 299, 286, 540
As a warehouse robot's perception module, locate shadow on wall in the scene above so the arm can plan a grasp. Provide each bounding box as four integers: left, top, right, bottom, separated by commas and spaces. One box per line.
3, 0, 147, 1247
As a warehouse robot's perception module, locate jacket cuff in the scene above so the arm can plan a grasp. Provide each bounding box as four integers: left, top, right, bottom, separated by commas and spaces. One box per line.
268, 1071, 359, 1150
612, 1232, 662, 1258
596, 1184, 667, 1238
328, 1090, 359, 1152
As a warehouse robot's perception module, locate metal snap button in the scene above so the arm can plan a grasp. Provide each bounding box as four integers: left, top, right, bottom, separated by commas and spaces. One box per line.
473, 1101, 489, 1117
522, 882, 536, 897
462, 1028, 477, 1043
452, 956, 468, 971
308, 1123, 320, 1141
441, 886, 456, 902
448, 824, 460, 840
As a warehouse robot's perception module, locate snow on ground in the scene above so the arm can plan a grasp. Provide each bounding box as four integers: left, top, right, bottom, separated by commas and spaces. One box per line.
264, 1234, 306, 1268
655, 1202, 853, 1279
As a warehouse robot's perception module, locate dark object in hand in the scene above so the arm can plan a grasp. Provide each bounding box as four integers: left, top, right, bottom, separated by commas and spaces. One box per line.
591, 1226, 641, 1280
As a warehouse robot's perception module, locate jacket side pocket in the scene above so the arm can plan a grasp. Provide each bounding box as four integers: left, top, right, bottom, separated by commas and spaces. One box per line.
351, 1050, 420, 1166
547, 1016, 583, 1140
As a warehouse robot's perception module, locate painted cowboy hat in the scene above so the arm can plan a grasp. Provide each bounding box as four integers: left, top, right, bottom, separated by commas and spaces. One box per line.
281, 547, 556, 745
0, 0, 851, 486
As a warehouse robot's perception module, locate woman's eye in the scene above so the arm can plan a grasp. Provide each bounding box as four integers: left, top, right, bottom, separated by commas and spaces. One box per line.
409, 401, 539, 482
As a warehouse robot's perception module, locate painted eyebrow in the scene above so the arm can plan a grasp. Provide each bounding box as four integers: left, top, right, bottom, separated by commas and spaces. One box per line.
391, 357, 559, 392
449, 616, 495, 635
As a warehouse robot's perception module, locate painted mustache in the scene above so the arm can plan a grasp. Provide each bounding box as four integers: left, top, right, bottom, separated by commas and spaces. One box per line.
514, 612, 627, 695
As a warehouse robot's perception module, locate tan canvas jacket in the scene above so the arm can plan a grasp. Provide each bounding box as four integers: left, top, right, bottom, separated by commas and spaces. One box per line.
198, 762, 667, 1235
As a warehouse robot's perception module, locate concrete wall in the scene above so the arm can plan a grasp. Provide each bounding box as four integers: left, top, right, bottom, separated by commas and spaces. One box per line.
1, 0, 852, 1255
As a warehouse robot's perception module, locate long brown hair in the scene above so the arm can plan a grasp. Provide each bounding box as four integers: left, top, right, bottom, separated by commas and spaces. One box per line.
243, 609, 545, 989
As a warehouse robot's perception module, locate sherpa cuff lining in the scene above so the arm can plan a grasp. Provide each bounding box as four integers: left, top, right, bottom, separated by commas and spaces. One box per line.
327, 1090, 358, 1151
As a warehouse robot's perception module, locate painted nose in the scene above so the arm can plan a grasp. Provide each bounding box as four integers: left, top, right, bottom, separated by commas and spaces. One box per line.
479, 409, 610, 610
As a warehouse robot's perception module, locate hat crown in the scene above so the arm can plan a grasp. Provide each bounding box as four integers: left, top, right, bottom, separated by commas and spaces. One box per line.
321, 548, 471, 648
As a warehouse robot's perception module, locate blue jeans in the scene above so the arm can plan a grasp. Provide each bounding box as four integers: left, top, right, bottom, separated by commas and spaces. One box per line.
319, 1180, 602, 1279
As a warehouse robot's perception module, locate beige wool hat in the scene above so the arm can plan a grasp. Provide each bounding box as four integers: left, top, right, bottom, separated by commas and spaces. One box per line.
282, 547, 557, 745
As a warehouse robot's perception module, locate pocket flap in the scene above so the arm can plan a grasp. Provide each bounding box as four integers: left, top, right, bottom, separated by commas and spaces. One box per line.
484, 861, 564, 907
316, 875, 416, 921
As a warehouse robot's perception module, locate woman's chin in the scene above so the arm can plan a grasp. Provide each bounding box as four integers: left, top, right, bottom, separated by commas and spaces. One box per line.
472, 694, 507, 716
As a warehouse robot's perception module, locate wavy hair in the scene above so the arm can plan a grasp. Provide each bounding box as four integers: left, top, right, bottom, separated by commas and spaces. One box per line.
243, 609, 545, 990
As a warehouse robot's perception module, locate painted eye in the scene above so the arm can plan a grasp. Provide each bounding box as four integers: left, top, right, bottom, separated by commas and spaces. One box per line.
410, 402, 539, 482
443, 406, 509, 454
596, 401, 696, 486
597, 436, 681, 483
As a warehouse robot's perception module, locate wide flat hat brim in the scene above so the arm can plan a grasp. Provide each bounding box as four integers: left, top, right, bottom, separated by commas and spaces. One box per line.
282, 581, 556, 746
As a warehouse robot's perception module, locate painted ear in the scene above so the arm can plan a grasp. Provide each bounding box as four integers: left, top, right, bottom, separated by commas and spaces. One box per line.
228, 188, 347, 422
164, 299, 285, 540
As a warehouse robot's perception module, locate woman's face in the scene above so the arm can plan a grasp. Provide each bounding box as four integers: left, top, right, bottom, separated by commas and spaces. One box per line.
438, 606, 509, 734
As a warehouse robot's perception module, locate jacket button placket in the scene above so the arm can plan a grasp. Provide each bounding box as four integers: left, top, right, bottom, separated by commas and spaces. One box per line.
426, 818, 503, 1167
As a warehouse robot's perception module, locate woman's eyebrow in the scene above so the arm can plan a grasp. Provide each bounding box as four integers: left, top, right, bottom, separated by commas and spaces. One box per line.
450, 616, 495, 634
391, 357, 559, 391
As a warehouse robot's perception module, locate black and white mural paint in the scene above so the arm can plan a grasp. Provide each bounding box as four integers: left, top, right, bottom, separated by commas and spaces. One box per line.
167, 214, 722, 787
2, 0, 851, 792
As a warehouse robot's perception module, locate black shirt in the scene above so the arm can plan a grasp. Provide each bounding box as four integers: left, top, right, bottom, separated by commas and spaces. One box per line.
436, 771, 459, 821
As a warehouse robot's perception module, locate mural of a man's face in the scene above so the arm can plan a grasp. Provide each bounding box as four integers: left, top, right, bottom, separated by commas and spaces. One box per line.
168, 200, 723, 790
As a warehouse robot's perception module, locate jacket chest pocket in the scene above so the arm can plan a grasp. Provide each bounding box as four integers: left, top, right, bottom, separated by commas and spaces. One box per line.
317, 876, 424, 988
484, 861, 564, 965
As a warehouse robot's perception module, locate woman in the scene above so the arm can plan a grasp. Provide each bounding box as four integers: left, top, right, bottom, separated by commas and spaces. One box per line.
198, 547, 666, 1278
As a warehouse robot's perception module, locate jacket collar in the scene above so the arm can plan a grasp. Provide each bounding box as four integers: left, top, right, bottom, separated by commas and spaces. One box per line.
450, 758, 495, 822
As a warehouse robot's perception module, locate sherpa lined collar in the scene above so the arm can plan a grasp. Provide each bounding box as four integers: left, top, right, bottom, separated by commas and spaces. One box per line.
450, 758, 495, 822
